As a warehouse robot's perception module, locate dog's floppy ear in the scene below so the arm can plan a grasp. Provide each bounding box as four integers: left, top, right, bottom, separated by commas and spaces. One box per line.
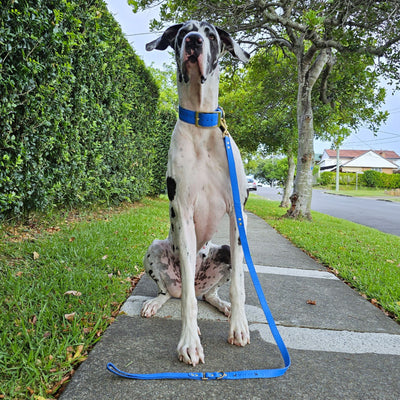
146, 24, 184, 51
216, 27, 250, 63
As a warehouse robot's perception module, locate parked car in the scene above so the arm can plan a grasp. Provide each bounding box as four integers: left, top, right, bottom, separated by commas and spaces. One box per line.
247, 177, 257, 191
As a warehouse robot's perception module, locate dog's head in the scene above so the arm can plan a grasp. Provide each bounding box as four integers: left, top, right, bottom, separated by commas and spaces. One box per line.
146, 21, 250, 84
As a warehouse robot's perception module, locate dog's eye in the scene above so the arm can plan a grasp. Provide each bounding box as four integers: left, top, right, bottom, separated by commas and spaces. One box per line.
178, 30, 187, 40
209, 33, 216, 40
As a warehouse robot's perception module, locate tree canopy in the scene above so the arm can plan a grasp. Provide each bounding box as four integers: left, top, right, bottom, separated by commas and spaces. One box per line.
130, 0, 400, 218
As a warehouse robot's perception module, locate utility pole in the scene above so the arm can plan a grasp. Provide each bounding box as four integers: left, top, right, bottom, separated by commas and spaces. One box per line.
335, 145, 340, 192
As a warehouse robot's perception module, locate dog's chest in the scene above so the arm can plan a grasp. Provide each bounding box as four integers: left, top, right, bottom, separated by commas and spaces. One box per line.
168, 124, 231, 243
168, 124, 229, 187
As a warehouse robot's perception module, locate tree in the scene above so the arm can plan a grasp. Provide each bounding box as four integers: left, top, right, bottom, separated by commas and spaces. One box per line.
129, 0, 400, 219
219, 50, 298, 207
219, 46, 387, 208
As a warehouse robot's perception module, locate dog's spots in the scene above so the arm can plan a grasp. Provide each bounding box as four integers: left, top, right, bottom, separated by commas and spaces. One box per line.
166, 177, 176, 201
171, 223, 174, 232
215, 245, 231, 264
238, 237, 242, 246
244, 191, 249, 207
170, 206, 176, 218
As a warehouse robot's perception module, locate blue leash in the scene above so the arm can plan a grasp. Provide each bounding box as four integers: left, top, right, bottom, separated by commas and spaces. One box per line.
107, 118, 290, 380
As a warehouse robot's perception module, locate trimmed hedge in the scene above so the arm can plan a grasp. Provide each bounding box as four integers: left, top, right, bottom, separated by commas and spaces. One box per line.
363, 170, 400, 189
0, 0, 171, 220
318, 170, 400, 188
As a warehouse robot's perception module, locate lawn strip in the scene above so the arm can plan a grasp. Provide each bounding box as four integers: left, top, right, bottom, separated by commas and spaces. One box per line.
0, 197, 170, 399
246, 195, 400, 322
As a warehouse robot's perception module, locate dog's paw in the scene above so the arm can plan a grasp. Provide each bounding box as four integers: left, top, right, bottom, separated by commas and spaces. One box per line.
141, 298, 162, 318
177, 330, 205, 366
228, 315, 250, 346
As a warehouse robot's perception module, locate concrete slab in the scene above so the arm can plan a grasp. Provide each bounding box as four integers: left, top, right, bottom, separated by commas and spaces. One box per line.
61, 212, 400, 400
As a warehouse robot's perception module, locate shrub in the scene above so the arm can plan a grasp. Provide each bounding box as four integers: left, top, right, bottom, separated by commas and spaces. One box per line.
362, 170, 400, 188
0, 0, 160, 220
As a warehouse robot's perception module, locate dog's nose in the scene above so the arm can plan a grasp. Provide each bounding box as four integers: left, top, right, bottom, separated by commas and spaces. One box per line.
185, 32, 203, 49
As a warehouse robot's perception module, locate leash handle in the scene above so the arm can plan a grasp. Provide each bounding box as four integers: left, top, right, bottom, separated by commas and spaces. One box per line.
106, 133, 290, 381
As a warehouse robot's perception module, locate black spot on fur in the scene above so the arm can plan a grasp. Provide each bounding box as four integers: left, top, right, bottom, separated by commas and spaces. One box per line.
244, 191, 249, 207
215, 245, 231, 264
166, 177, 176, 201
170, 206, 176, 218
238, 237, 242, 246
171, 223, 174, 232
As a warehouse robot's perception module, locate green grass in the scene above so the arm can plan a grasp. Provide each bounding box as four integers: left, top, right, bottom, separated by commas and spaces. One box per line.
0, 197, 170, 399
246, 195, 400, 322
319, 187, 400, 201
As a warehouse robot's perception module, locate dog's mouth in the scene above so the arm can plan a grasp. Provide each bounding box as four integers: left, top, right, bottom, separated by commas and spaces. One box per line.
188, 54, 198, 64
182, 53, 206, 84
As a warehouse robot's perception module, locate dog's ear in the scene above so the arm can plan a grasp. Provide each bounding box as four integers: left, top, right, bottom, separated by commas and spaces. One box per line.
216, 27, 250, 63
146, 24, 184, 51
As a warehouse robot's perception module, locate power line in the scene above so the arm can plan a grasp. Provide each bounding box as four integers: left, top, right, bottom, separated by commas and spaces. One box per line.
125, 31, 162, 37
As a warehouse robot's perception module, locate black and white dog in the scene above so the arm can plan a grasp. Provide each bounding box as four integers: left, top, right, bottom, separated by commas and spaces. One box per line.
142, 21, 250, 366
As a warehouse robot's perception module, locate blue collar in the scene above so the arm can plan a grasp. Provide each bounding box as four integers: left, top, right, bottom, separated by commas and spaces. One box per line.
178, 106, 223, 128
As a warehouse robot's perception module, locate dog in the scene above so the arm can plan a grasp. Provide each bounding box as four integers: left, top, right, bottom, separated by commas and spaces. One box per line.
142, 21, 250, 366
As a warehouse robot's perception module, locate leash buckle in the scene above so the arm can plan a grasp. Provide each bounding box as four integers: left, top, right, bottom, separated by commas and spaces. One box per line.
202, 371, 226, 380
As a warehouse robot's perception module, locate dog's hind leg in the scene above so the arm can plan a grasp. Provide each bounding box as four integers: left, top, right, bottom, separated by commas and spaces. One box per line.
200, 244, 232, 317
141, 239, 174, 318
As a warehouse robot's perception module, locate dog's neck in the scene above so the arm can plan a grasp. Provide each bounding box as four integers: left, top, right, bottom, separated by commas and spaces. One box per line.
177, 70, 220, 113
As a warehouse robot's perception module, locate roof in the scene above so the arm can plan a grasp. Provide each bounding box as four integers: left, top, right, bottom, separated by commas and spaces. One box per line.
324, 149, 400, 159
342, 150, 398, 169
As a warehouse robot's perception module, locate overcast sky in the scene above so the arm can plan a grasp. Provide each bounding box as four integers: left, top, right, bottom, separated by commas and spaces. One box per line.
104, 0, 400, 156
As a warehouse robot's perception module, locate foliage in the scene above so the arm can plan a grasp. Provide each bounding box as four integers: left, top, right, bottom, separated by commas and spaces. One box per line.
0, 197, 170, 398
219, 50, 298, 156
247, 156, 293, 186
148, 64, 178, 112
318, 171, 357, 186
246, 195, 400, 322
150, 108, 176, 195
0, 0, 161, 220
362, 170, 400, 189
319, 170, 400, 189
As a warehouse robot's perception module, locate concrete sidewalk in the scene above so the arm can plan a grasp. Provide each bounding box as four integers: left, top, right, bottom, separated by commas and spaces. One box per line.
61, 213, 400, 399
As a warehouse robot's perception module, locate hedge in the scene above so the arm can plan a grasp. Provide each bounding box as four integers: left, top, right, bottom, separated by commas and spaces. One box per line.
318, 170, 400, 188
0, 0, 173, 220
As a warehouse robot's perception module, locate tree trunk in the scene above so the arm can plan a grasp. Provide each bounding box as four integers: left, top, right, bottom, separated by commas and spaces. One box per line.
280, 150, 295, 208
286, 47, 329, 219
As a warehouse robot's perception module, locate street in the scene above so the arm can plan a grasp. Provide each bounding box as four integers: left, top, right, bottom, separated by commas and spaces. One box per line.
255, 186, 400, 236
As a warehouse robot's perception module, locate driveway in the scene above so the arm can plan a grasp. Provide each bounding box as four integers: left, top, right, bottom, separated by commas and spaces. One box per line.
255, 186, 400, 236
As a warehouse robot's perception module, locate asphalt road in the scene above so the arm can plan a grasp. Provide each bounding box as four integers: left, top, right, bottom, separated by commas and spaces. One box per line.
255, 186, 400, 237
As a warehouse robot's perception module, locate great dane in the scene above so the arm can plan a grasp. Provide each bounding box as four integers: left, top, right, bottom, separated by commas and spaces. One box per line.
142, 21, 250, 366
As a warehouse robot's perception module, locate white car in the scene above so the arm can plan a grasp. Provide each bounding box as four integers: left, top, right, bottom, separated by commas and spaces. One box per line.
247, 177, 257, 191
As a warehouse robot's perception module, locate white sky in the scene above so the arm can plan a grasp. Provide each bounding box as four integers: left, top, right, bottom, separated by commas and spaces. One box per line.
104, 0, 400, 156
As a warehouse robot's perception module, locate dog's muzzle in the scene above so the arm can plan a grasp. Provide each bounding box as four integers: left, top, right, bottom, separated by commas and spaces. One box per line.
184, 32, 203, 61
182, 32, 206, 83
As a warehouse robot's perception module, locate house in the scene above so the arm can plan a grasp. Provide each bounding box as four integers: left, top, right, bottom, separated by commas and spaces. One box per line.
319, 149, 400, 174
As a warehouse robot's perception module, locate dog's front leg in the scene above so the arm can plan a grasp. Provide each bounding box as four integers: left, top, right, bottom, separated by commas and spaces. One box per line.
174, 212, 204, 366
228, 210, 250, 346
